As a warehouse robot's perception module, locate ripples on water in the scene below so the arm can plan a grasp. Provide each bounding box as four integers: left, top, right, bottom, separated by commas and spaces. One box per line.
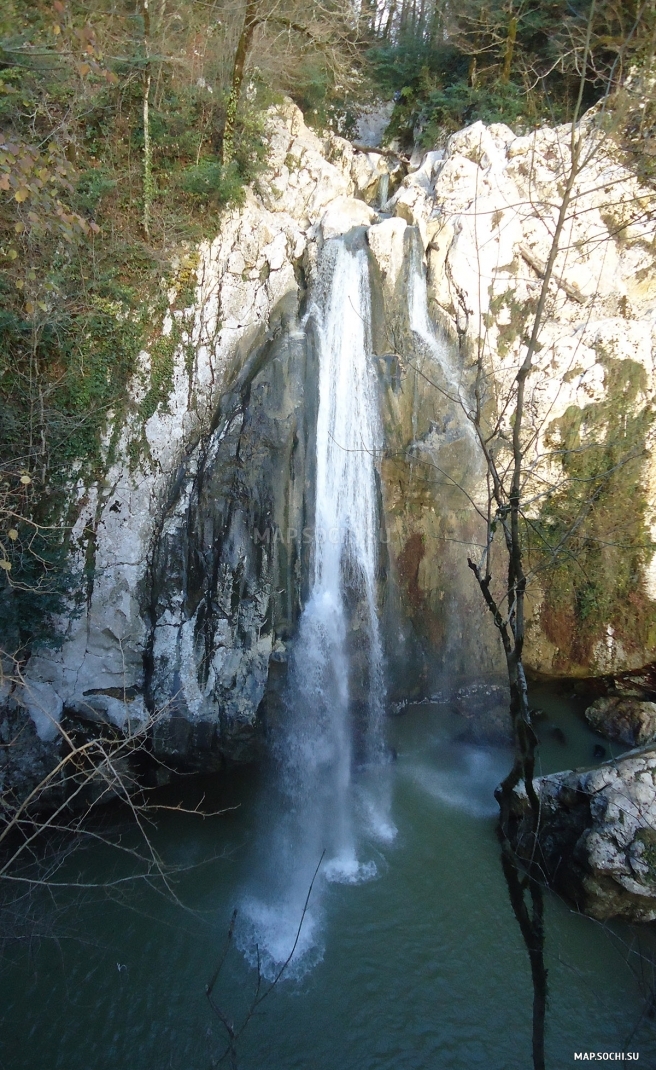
2, 696, 656, 1069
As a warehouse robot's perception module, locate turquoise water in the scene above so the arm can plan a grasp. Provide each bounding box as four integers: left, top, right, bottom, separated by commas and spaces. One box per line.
1, 691, 654, 1070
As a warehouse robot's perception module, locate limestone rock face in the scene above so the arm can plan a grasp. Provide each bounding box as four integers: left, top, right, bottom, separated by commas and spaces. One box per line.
510, 749, 656, 922
585, 696, 656, 746
13, 102, 656, 780
377, 117, 656, 679
21, 100, 356, 767
366, 221, 503, 694
320, 195, 378, 240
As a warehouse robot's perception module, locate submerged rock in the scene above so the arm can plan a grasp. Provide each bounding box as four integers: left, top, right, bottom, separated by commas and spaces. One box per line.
509, 747, 656, 922
549, 725, 567, 745
585, 696, 656, 746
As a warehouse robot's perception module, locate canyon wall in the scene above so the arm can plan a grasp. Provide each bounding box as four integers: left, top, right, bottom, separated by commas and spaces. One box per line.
13, 102, 656, 775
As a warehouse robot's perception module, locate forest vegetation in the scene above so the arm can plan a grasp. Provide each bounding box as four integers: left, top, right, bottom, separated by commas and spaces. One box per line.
0, 0, 654, 659
1, 7, 656, 1062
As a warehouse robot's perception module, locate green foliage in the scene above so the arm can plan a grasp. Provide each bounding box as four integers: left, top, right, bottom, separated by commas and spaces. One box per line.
180, 158, 243, 204
138, 331, 178, 424
368, 40, 465, 99
368, 2, 656, 148
417, 80, 528, 144
484, 287, 537, 358
0, 0, 276, 655
635, 829, 656, 880
370, 47, 549, 145
290, 58, 359, 138
75, 168, 117, 214
531, 357, 656, 664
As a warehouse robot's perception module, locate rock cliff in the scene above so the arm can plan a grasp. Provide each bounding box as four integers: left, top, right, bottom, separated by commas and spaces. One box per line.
21, 101, 355, 769
387, 118, 656, 678
12, 102, 656, 779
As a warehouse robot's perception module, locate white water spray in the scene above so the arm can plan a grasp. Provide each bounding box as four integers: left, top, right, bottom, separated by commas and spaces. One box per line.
239, 237, 394, 977
407, 238, 460, 392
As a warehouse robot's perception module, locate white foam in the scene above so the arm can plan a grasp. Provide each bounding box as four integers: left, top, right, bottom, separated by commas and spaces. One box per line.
323, 856, 378, 885
237, 896, 324, 982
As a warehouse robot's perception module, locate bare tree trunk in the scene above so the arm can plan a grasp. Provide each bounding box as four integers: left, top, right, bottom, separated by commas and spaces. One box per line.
464, 11, 598, 1065
222, 0, 260, 165
417, 0, 427, 42
140, 0, 153, 237
501, 12, 518, 83
429, 0, 444, 47
383, 0, 398, 40
399, 0, 410, 38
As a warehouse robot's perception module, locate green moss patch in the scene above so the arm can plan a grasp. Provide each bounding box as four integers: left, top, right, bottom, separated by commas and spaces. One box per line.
530, 356, 656, 669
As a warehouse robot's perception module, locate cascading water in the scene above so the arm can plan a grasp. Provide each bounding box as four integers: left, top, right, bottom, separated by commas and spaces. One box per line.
407, 233, 459, 390
239, 235, 395, 977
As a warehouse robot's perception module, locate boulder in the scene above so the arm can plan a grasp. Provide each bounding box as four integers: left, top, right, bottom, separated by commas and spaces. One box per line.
509, 747, 656, 922
585, 696, 656, 746
320, 195, 378, 241
367, 217, 408, 291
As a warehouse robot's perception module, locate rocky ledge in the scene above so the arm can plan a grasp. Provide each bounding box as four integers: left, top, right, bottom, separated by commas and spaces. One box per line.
509, 747, 656, 922
585, 695, 656, 747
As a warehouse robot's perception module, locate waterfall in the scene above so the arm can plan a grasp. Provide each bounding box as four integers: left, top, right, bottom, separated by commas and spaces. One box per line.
407, 232, 460, 394
292, 237, 391, 870
239, 236, 394, 977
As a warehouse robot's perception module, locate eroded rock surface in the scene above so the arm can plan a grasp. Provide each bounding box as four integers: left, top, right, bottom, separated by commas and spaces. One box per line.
585, 696, 656, 746
21, 101, 359, 767
510, 748, 656, 922
12, 103, 656, 779
374, 117, 656, 678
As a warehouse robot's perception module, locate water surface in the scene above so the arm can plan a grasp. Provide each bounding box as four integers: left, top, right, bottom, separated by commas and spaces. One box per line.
1, 691, 654, 1070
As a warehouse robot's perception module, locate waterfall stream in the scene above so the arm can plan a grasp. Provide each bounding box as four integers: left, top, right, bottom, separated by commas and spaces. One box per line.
407, 232, 461, 395
239, 236, 394, 976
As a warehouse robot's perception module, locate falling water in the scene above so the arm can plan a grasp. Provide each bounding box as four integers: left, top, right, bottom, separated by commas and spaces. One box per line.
407, 233, 460, 393
239, 237, 394, 977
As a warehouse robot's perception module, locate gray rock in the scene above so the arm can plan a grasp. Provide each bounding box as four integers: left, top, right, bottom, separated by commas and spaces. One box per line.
585, 696, 656, 745
509, 747, 656, 922
0, 699, 60, 808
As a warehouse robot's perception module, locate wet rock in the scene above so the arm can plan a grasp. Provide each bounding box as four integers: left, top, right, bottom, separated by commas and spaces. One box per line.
20, 99, 355, 766
14, 100, 656, 789
0, 698, 60, 807
593, 744, 607, 760
509, 747, 656, 922
612, 664, 656, 699
585, 696, 656, 746
146, 294, 316, 769
550, 726, 567, 745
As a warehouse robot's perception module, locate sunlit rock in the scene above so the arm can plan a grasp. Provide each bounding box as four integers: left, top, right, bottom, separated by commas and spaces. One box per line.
320, 195, 378, 240
367, 217, 407, 290
585, 696, 656, 746
509, 748, 656, 922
